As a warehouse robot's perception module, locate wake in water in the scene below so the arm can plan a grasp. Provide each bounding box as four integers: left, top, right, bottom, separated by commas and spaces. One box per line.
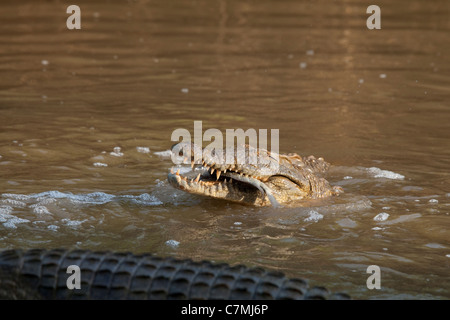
0, 165, 424, 231
0, 191, 162, 229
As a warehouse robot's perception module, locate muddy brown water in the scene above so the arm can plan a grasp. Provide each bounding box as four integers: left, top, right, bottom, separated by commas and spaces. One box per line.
0, 0, 449, 299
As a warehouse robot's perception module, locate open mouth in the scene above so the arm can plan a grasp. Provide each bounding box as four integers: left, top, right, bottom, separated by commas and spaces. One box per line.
168, 161, 280, 207
167, 142, 342, 207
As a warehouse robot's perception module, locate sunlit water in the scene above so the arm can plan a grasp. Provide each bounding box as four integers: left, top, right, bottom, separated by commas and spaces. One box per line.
0, 0, 449, 299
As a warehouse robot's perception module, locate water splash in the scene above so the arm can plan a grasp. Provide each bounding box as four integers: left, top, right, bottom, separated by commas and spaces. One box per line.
154, 150, 171, 158
304, 210, 324, 223
3, 191, 163, 206
0, 191, 163, 230
367, 167, 405, 180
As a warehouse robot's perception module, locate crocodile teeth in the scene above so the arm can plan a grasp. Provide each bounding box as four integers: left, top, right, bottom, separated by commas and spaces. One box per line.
194, 173, 201, 182
191, 161, 195, 169
210, 168, 215, 174
216, 170, 221, 180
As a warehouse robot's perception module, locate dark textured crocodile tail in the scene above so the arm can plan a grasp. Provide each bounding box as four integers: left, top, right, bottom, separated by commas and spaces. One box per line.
0, 249, 350, 300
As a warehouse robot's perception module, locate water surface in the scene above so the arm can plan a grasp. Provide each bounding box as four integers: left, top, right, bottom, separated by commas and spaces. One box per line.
0, 0, 449, 299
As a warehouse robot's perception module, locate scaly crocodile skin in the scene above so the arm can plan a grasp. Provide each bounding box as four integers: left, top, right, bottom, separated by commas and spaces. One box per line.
168, 143, 343, 206
0, 249, 349, 300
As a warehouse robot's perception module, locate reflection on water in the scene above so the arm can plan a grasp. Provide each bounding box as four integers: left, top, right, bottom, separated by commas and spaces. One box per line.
0, 0, 449, 299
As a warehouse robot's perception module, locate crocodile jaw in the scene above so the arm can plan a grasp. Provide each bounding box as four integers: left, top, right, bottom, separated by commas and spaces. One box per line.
167, 169, 269, 206
167, 142, 342, 206
167, 166, 311, 207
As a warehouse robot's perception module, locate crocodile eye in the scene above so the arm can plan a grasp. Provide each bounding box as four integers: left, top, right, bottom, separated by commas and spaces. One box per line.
211, 149, 216, 157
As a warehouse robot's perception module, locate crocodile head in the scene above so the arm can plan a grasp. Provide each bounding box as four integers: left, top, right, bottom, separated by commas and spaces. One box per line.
167, 142, 343, 207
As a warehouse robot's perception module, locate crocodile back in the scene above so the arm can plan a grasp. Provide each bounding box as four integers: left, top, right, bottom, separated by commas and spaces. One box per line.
0, 249, 349, 300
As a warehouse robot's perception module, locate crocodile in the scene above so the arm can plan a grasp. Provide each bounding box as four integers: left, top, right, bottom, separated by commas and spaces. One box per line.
0, 248, 350, 300
168, 142, 343, 207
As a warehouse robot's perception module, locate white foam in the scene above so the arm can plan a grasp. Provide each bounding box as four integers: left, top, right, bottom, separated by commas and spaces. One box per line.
110, 146, 123, 157
155, 179, 165, 187
0, 199, 26, 207
0, 208, 14, 222
0, 205, 13, 215
154, 150, 172, 158
374, 212, 390, 222
32, 206, 51, 215
428, 199, 438, 204
3, 217, 30, 229
62, 218, 87, 227
121, 193, 163, 205
136, 147, 150, 154
93, 162, 108, 167
165, 239, 180, 248
367, 167, 405, 180
29, 198, 56, 206
71, 192, 116, 204
29, 190, 71, 199
304, 210, 323, 223
1, 191, 163, 216
1, 194, 30, 201
29, 191, 115, 205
